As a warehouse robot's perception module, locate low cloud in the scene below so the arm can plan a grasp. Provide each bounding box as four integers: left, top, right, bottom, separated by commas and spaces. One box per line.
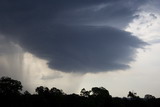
0, 0, 147, 73
3, 25, 146, 73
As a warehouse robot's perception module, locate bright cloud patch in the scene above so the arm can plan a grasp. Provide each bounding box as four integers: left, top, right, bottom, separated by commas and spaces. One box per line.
125, 7, 160, 43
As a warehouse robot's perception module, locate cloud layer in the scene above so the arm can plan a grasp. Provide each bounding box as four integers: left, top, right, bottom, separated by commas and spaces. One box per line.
0, 0, 147, 73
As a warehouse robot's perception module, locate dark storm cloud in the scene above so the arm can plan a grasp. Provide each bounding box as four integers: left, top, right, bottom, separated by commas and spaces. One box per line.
23, 25, 146, 72
0, 0, 147, 73
0, 0, 147, 31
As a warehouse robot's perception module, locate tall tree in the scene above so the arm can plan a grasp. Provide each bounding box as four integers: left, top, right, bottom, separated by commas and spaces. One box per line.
128, 91, 139, 98
50, 87, 64, 96
0, 76, 22, 95
80, 88, 91, 97
35, 86, 49, 96
91, 87, 111, 98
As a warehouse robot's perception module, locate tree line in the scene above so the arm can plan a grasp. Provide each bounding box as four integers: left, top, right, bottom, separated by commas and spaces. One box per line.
0, 76, 159, 107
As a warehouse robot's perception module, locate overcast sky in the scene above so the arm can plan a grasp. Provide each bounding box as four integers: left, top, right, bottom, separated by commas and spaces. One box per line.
0, 0, 160, 97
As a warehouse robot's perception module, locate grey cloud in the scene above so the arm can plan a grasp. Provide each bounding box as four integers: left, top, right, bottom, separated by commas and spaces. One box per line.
5, 25, 146, 73
41, 72, 63, 80
0, 0, 147, 73
0, 0, 147, 31
56, 0, 147, 28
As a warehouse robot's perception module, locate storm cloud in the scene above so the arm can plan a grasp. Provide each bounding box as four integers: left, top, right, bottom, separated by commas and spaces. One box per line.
0, 0, 147, 73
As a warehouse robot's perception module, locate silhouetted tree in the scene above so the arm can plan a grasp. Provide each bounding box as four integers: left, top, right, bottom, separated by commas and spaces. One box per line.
128, 91, 139, 98
90, 87, 112, 107
91, 87, 111, 98
35, 86, 49, 96
0, 76, 22, 96
50, 87, 64, 96
144, 94, 155, 99
23, 90, 31, 96
1, 76, 160, 107
80, 88, 91, 97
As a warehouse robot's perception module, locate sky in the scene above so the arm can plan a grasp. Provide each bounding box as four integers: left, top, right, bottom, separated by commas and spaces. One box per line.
0, 0, 160, 97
